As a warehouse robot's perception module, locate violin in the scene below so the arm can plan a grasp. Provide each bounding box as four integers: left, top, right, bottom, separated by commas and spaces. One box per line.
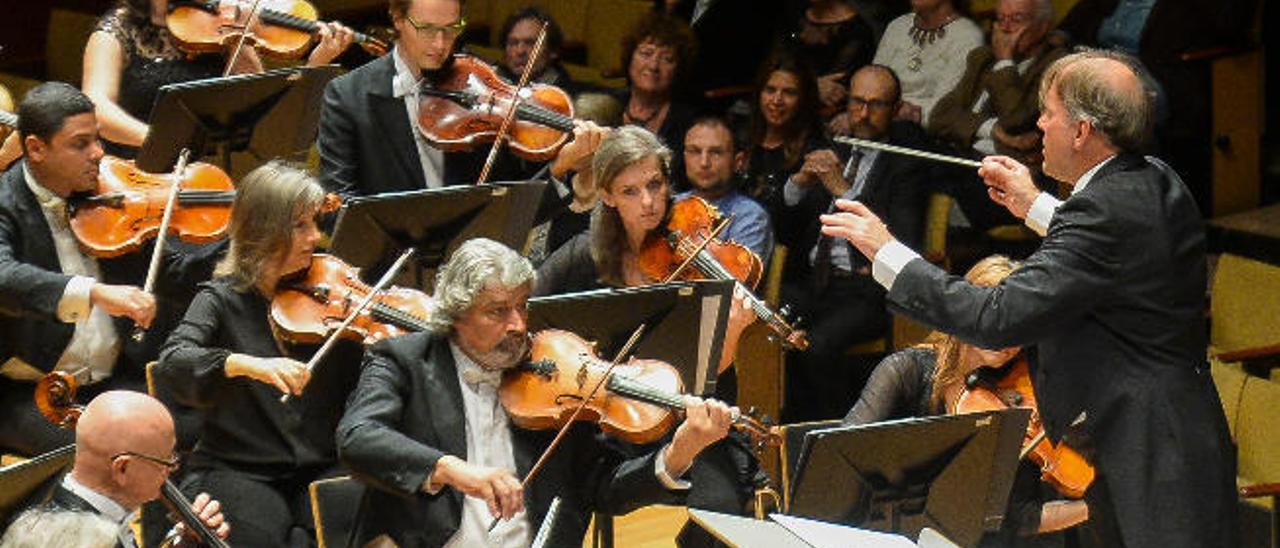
637, 197, 810, 352
269, 253, 433, 346
167, 0, 390, 59
33, 372, 231, 548
69, 155, 235, 258
499, 329, 779, 448
416, 55, 576, 162
954, 356, 1096, 499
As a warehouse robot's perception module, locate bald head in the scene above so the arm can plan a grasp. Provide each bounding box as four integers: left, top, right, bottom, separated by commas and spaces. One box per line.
1040, 50, 1152, 153
71, 391, 175, 510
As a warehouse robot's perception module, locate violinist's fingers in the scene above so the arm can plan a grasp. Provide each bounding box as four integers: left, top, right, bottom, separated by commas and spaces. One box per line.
482, 483, 501, 519
216, 520, 231, 539
269, 370, 295, 395
497, 474, 523, 519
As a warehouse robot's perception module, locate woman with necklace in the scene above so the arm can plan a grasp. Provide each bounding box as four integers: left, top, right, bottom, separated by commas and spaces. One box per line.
615, 11, 698, 181
872, 0, 982, 124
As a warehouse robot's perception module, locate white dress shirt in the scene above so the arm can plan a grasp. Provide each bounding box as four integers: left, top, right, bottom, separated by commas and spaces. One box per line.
391, 46, 447, 190
431, 342, 692, 547
0, 166, 119, 383
872, 155, 1117, 290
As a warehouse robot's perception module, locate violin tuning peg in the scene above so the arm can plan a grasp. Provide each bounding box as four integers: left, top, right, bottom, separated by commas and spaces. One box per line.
778, 304, 792, 318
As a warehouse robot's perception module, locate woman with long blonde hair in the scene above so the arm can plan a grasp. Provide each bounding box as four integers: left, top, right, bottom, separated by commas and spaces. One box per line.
844, 255, 1089, 546
155, 161, 362, 547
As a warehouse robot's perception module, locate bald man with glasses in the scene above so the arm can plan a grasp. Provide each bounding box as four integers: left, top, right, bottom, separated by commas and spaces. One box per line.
44, 391, 228, 548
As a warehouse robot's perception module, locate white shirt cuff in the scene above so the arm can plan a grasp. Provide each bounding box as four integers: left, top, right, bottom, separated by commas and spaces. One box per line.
992, 59, 1016, 71
1025, 193, 1062, 237
57, 275, 95, 323
782, 178, 806, 207
654, 444, 692, 491
872, 240, 920, 291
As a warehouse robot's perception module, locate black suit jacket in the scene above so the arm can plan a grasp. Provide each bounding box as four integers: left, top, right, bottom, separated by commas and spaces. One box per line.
887, 154, 1236, 548
0, 162, 220, 377
336, 331, 681, 548
317, 54, 545, 197
774, 121, 932, 280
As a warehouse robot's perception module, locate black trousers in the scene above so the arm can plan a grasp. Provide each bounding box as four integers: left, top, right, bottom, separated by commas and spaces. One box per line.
180, 464, 344, 548
780, 273, 889, 422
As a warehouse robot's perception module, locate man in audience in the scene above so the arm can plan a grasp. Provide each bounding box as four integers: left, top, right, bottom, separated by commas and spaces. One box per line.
929, 0, 1065, 165
776, 64, 931, 422
677, 116, 774, 262
495, 6, 579, 96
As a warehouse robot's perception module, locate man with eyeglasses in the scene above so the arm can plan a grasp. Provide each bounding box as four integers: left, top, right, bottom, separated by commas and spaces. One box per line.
317, 0, 605, 199
775, 64, 932, 422
929, 0, 1065, 166
45, 391, 228, 548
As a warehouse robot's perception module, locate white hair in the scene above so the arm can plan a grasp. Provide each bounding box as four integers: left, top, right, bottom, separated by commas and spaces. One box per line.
0, 508, 117, 548
428, 238, 535, 333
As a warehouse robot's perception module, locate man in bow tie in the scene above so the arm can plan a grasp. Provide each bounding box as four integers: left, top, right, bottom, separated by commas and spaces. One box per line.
0, 83, 219, 457
338, 237, 737, 547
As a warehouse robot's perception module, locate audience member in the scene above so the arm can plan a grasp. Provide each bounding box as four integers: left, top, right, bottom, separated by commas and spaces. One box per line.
777, 65, 931, 422
743, 54, 827, 206
677, 116, 775, 262
495, 6, 580, 96
872, 0, 983, 124
617, 12, 699, 155
780, 0, 877, 114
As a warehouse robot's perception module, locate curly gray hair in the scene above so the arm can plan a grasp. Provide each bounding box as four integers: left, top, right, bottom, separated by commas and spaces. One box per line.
427, 238, 535, 333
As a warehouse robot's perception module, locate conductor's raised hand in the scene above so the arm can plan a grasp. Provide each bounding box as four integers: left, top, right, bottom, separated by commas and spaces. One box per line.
820, 199, 894, 260
979, 155, 1039, 220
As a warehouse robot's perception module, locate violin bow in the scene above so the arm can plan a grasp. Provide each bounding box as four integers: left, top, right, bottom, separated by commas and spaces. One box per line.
832, 136, 983, 168
474, 20, 551, 186
132, 149, 192, 342
222, 0, 268, 77
279, 247, 416, 403
489, 217, 732, 532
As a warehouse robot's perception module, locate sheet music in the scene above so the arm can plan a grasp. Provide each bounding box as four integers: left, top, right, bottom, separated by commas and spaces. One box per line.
696, 292, 723, 395
770, 514, 916, 548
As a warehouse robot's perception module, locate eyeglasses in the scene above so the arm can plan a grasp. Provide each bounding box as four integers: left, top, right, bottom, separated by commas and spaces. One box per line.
848, 97, 895, 112
403, 15, 467, 41
995, 12, 1034, 25
112, 451, 181, 472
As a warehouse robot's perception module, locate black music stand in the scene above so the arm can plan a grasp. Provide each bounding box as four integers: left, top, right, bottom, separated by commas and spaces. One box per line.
328, 182, 547, 290
789, 409, 1030, 548
0, 445, 75, 525
527, 280, 735, 396
135, 64, 342, 173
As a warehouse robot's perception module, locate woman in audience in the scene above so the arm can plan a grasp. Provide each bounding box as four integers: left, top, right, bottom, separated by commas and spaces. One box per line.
81, 0, 354, 155
872, 0, 982, 124
845, 255, 1090, 547
156, 161, 362, 547
616, 12, 698, 154
780, 0, 877, 114
743, 54, 827, 206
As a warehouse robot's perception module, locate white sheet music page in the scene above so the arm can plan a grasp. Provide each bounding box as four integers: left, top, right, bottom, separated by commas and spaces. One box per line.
770, 514, 917, 548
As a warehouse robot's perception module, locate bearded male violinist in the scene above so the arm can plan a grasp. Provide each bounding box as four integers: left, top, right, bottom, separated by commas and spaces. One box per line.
820, 50, 1236, 548
0, 82, 221, 456
317, 0, 606, 198
337, 238, 737, 547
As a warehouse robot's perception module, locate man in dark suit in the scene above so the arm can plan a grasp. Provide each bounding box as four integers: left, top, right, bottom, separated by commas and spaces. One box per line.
316, 0, 604, 197
776, 64, 932, 421
337, 238, 736, 547
0, 83, 219, 456
44, 391, 227, 547
822, 50, 1237, 548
